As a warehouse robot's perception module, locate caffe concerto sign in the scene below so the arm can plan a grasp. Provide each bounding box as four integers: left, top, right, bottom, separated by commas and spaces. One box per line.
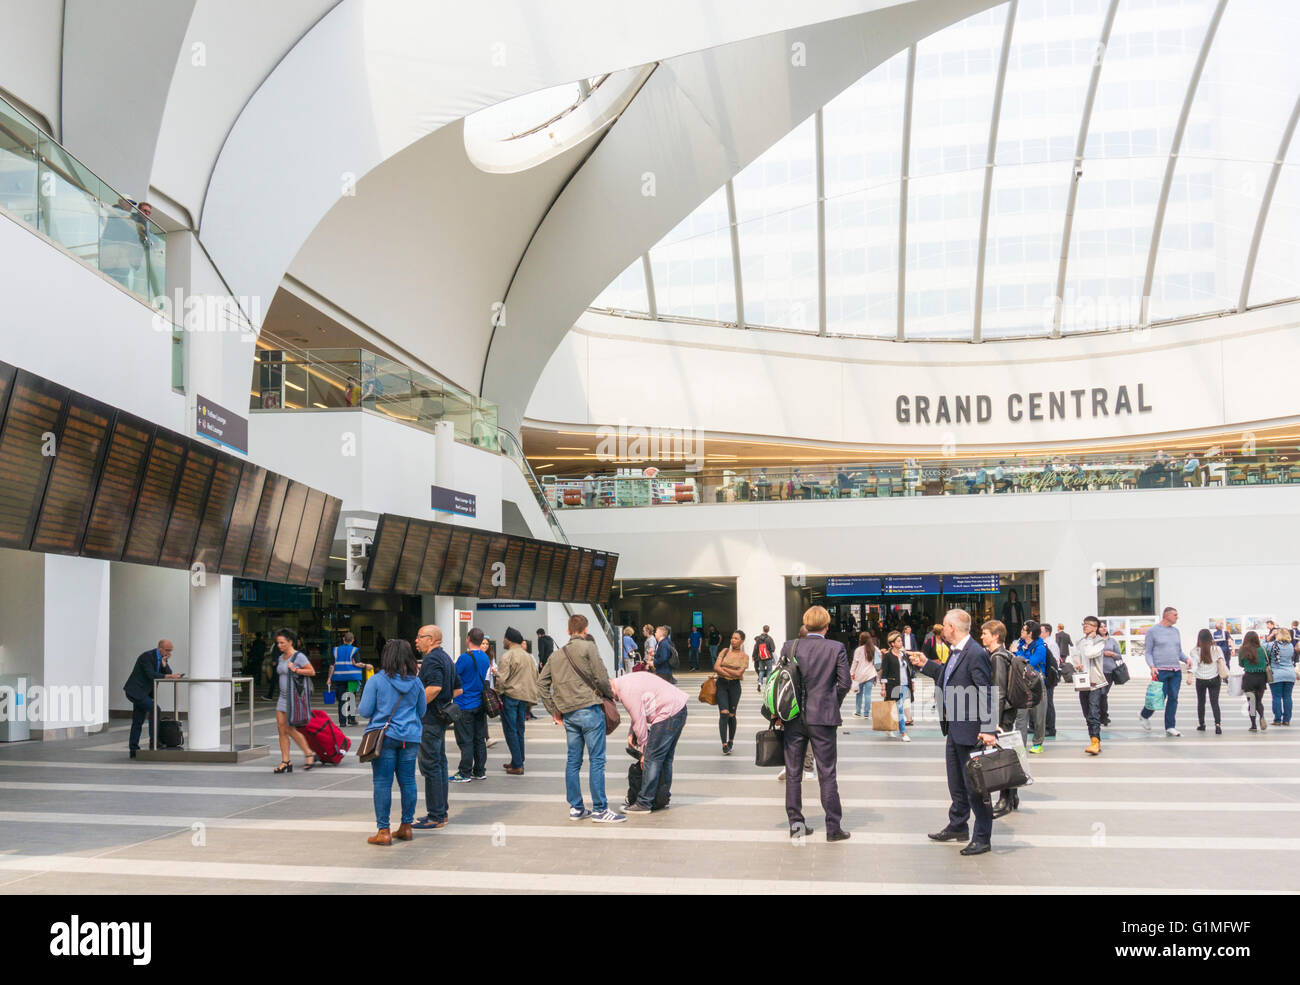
895, 384, 1153, 426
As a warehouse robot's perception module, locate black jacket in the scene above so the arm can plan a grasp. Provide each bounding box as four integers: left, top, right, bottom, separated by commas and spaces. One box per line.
536, 634, 555, 664
124, 648, 170, 703
880, 648, 911, 702
918, 637, 997, 745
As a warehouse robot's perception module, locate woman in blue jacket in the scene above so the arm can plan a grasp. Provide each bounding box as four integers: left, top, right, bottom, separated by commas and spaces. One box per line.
359, 639, 427, 845
1267, 629, 1296, 726
1017, 621, 1048, 753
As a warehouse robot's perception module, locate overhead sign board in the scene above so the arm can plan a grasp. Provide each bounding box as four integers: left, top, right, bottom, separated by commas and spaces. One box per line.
882, 575, 942, 595
431, 484, 476, 518
942, 573, 1002, 593
826, 576, 884, 596
196, 394, 248, 455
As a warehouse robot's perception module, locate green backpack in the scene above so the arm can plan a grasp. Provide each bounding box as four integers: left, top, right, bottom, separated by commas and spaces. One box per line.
762, 640, 805, 723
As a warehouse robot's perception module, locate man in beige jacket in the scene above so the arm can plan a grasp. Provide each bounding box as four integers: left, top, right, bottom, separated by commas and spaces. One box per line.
496, 627, 539, 775
538, 614, 624, 823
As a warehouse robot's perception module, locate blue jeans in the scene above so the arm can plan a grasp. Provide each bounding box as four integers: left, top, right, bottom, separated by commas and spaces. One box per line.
689, 647, 700, 670
1270, 681, 1294, 724
563, 705, 607, 813
501, 696, 528, 768
894, 684, 910, 733
1140, 669, 1182, 730
854, 680, 875, 716
638, 706, 687, 808
418, 723, 449, 821
371, 735, 418, 829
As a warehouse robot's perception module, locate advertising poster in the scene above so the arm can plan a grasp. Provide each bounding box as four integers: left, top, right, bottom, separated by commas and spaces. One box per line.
1128, 615, 1157, 637
1107, 617, 1128, 637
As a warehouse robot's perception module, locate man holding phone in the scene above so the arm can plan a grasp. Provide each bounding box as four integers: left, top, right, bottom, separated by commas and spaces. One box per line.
124, 639, 183, 759
910, 609, 999, 856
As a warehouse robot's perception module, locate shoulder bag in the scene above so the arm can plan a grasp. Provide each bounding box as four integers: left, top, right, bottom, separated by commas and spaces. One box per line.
562, 643, 621, 735
698, 675, 718, 705
754, 720, 784, 767
478, 654, 503, 718
287, 655, 312, 728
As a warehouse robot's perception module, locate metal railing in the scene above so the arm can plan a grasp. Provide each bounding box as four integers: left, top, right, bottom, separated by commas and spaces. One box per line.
249, 345, 499, 451
0, 91, 165, 305
152, 677, 257, 753
538, 449, 1300, 510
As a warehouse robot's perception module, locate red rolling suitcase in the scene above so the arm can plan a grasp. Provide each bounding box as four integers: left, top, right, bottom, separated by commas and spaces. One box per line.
302, 710, 350, 765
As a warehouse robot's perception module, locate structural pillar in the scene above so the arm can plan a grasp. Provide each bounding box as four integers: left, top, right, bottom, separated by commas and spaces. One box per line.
188, 575, 223, 749
737, 536, 787, 649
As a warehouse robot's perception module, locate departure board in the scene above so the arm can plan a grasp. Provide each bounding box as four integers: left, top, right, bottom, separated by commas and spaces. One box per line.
559, 547, 583, 601
158, 441, 217, 567
439, 527, 472, 596
122, 431, 186, 566
545, 544, 569, 602
265, 480, 308, 583
514, 541, 540, 599
365, 515, 408, 592
216, 465, 266, 576
392, 520, 431, 594
571, 549, 594, 601
458, 531, 490, 597
585, 552, 607, 601
241, 472, 288, 580
598, 552, 619, 599
475, 533, 509, 599
306, 495, 341, 586
500, 537, 524, 597
0, 371, 67, 549
191, 458, 243, 572
30, 393, 112, 555
287, 487, 326, 585
417, 523, 453, 594
82, 413, 153, 560
531, 543, 556, 601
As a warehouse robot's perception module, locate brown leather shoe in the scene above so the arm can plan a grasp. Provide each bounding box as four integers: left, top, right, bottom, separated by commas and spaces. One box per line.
367, 828, 392, 846
393, 823, 413, 841
503, 766, 524, 775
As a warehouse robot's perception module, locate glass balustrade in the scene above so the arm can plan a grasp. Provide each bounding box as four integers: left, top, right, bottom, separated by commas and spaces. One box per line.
250, 346, 499, 451
0, 92, 165, 305
540, 449, 1300, 509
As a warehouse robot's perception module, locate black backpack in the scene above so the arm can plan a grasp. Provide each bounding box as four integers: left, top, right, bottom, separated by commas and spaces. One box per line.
1006, 653, 1043, 710
1043, 649, 1060, 689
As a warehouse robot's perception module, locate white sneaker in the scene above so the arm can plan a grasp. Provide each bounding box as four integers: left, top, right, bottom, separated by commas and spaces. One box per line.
486, 737, 500, 748
776, 768, 786, 781
900, 734, 911, 743
591, 809, 626, 823
803, 770, 815, 780
1139, 715, 1151, 731
888, 731, 898, 738
1166, 728, 1182, 737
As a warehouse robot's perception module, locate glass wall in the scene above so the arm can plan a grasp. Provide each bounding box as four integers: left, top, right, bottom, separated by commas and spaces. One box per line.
1097, 567, 1156, 616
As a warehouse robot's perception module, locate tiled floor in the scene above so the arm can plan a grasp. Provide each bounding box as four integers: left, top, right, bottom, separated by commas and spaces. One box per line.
0, 673, 1296, 893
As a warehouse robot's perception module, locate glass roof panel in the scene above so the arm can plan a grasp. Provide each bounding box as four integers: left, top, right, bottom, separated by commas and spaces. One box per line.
648, 185, 736, 322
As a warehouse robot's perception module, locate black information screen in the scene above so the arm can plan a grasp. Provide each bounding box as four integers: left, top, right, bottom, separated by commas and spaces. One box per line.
366, 515, 408, 593
241, 472, 288, 580
265, 480, 308, 583
217, 465, 267, 576
0, 372, 67, 549
306, 496, 341, 586
30, 394, 112, 555
191, 457, 243, 572
544, 545, 569, 602
392, 521, 431, 594
417, 524, 453, 594
158, 442, 217, 568
559, 547, 583, 601
439, 528, 473, 596
500, 538, 524, 598
122, 432, 186, 566
82, 414, 153, 560
288, 487, 327, 586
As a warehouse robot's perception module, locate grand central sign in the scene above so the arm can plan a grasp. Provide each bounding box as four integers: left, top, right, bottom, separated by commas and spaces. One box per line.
895, 384, 1154, 425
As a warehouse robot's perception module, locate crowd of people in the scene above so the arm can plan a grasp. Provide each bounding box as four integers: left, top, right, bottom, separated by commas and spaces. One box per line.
127, 604, 1295, 850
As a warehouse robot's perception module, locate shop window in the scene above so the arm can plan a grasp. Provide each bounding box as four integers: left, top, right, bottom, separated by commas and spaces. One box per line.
1097, 567, 1155, 617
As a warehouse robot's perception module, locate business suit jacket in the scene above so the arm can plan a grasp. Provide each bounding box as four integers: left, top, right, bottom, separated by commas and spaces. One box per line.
124, 649, 169, 703
918, 636, 997, 745
879, 649, 910, 701
780, 634, 850, 727
900, 632, 919, 652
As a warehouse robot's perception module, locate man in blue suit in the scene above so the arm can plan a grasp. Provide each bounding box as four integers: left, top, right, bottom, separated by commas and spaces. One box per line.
910, 609, 999, 856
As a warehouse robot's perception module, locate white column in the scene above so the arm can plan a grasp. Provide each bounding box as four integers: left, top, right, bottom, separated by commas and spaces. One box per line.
188, 575, 223, 749
41, 555, 111, 736
737, 538, 786, 650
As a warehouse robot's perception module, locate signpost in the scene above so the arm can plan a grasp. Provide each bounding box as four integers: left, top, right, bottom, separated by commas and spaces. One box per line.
195, 394, 248, 454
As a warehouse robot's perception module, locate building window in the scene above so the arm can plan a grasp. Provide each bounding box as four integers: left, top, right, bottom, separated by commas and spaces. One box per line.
1097, 568, 1155, 617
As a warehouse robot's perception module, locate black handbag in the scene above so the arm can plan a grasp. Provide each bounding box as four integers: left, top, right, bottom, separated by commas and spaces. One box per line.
964, 743, 1028, 803
755, 722, 785, 767
1111, 659, 1131, 685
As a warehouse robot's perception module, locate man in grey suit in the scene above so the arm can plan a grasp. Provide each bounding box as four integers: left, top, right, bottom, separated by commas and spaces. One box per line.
780, 605, 852, 842
910, 608, 999, 856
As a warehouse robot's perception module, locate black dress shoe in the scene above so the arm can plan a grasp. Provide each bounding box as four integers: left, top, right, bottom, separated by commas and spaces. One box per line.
928, 828, 969, 842
960, 841, 992, 856
826, 830, 852, 842
129, 749, 137, 759
992, 801, 1012, 819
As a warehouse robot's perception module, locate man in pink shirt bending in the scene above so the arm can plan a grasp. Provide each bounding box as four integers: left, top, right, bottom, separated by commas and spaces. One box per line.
610, 671, 689, 814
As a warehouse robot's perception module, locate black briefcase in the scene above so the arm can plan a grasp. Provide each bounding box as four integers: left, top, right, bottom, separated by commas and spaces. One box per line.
755, 724, 785, 767
159, 717, 184, 749
964, 743, 1027, 801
